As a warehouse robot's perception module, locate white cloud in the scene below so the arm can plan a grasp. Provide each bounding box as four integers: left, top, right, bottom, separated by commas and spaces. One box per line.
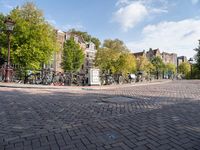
113, 1, 148, 32
151, 8, 168, 13
113, 0, 168, 31
191, 0, 199, 4
127, 19, 200, 57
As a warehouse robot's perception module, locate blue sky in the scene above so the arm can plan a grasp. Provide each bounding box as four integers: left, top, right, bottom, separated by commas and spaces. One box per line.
1, 0, 200, 58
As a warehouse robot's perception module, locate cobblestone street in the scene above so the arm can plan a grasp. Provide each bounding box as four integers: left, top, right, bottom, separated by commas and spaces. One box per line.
0, 80, 200, 150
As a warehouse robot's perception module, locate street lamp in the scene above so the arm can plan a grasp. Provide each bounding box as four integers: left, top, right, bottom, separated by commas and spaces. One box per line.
188, 58, 193, 79
4, 17, 15, 82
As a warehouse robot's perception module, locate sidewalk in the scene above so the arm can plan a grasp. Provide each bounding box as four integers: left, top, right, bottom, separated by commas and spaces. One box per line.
0, 80, 172, 90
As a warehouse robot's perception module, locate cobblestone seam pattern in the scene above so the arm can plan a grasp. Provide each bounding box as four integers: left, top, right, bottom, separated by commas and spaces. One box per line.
0, 80, 200, 149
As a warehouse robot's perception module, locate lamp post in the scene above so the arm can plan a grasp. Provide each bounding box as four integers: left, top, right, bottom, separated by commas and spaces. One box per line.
188, 58, 193, 79
4, 17, 15, 82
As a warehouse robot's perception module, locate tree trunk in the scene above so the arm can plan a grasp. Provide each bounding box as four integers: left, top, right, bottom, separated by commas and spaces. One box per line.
157, 70, 159, 79
69, 72, 72, 86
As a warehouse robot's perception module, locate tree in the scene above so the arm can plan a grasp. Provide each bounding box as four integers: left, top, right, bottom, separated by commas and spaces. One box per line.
61, 37, 84, 73
115, 52, 136, 75
95, 47, 118, 74
136, 56, 154, 74
95, 39, 136, 76
164, 63, 176, 79
192, 64, 200, 79
151, 56, 165, 79
178, 62, 191, 79
103, 39, 128, 52
69, 29, 101, 49
0, 13, 5, 28
7, 2, 58, 71
0, 13, 6, 65
194, 40, 200, 71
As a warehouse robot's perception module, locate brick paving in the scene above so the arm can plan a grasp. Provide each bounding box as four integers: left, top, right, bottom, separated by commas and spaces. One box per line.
0, 80, 200, 150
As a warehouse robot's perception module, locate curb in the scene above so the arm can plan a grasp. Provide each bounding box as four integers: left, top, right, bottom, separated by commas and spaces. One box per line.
0, 80, 172, 90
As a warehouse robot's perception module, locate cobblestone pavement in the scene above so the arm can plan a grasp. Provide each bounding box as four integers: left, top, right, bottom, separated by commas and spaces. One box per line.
0, 80, 200, 150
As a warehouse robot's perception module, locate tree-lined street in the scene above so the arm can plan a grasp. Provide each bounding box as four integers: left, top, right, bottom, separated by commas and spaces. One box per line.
0, 80, 200, 150
1, 1, 200, 150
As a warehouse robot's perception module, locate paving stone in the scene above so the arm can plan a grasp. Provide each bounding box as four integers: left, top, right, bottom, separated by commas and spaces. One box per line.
0, 80, 200, 150
134, 145, 148, 150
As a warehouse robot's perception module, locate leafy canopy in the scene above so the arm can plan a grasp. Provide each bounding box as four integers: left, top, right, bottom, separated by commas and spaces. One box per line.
151, 56, 165, 79
178, 62, 191, 77
165, 63, 176, 74
7, 2, 58, 70
151, 56, 165, 72
0, 13, 7, 57
194, 40, 200, 70
61, 37, 84, 73
103, 39, 128, 52
115, 52, 136, 75
95, 39, 136, 75
136, 56, 154, 74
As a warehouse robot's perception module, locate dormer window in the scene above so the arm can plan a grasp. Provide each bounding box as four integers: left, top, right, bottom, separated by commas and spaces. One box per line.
86, 44, 90, 48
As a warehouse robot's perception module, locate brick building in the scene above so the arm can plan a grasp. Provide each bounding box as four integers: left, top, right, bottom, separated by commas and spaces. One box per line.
133, 50, 146, 60
162, 52, 177, 67
133, 49, 177, 66
146, 48, 161, 60
177, 56, 188, 66
47, 30, 97, 75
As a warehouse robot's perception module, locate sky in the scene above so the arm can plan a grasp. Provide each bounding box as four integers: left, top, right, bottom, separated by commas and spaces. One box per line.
1, 0, 200, 58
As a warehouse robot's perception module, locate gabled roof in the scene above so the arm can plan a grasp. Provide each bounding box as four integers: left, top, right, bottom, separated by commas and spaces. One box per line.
152, 48, 160, 55
66, 32, 85, 43
133, 51, 146, 57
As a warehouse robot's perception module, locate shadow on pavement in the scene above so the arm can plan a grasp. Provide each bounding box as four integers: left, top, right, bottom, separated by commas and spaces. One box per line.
0, 81, 200, 149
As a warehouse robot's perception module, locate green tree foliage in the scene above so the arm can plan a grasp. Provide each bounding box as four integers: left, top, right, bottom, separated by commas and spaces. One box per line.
164, 63, 176, 78
115, 52, 136, 75
61, 37, 84, 73
194, 40, 200, 71
0, 13, 5, 28
103, 39, 128, 52
178, 62, 191, 79
0, 13, 7, 57
95, 39, 136, 75
165, 63, 176, 74
151, 56, 165, 79
95, 47, 118, 74
0, 13, 6, 66
136, 56, 154, 74
192, 64, 200, 79
7, 2, 58, 70
69, 29, 101, 49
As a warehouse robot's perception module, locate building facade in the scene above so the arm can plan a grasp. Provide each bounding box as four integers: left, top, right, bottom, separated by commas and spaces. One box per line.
133, 50, 146, 60
162, 52, 177, 67
133, 49, 178, 66
53, 30, 66, 72
82, 42, 96, 74
146, 48, 161, 60
177, 56, 188, 66
50, 30, 97, 75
